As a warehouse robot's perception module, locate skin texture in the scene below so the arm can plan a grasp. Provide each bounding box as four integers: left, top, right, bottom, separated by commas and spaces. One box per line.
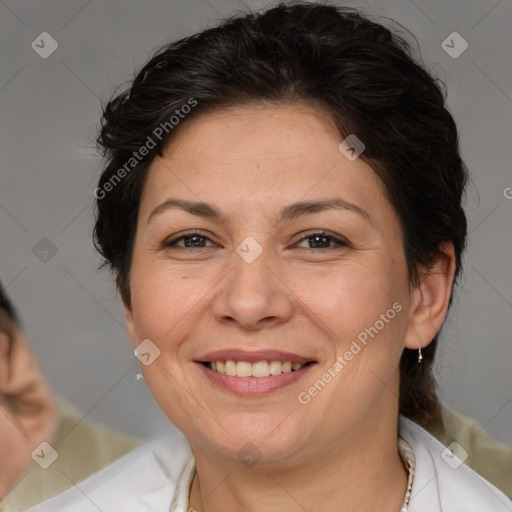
0, 326, 57, 497
124, 104, 456, 512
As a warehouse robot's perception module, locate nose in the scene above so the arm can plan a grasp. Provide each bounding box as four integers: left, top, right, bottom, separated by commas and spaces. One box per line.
212, 247, 294, 331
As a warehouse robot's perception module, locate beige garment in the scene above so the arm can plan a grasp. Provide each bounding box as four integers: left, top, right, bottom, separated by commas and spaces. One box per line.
430, 405, 512, 499
1, 404, 140, 512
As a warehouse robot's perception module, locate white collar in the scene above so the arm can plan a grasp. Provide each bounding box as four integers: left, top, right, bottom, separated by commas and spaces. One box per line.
399, 416, 511, 511
170, 457, 195, 511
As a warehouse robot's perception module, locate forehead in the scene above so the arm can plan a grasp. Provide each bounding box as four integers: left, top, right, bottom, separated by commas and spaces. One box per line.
160, 103, 342, 170
140, 104, 392, 224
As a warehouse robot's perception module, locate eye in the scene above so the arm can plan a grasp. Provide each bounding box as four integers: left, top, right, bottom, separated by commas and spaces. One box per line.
295, 231, 349, 250
2, 394, 42, 415
163, 232, 217, 249
162, 230, 349, 251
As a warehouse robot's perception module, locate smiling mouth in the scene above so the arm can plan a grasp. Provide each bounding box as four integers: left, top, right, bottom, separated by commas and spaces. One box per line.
202, 360, 315, 378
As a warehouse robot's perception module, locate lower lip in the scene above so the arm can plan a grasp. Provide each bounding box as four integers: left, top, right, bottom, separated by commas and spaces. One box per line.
196, 362, 316, 396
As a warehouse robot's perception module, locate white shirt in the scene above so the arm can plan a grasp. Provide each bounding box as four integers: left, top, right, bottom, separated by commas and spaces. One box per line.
24, 416, 512, 512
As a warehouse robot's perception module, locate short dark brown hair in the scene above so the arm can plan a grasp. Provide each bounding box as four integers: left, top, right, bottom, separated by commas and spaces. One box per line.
94, 1, 468, 428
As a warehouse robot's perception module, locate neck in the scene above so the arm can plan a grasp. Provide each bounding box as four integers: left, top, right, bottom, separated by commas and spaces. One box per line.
188, 411, 408, 512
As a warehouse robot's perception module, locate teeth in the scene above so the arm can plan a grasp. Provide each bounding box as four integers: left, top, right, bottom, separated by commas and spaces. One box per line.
236, 361, 252, 377
269, 360, 282, 376
225, 360, 237, 376
208, 360, 306, 377
252, 361, 270, 377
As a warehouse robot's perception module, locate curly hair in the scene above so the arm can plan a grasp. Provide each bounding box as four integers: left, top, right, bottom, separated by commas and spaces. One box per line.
94, 1, 468, 429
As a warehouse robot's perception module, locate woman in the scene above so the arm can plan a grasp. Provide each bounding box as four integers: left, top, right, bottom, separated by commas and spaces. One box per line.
25, 2, 512, 511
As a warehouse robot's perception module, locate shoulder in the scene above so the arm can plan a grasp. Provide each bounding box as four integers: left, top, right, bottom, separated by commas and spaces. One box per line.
434, 405, 512, 498
399, 416, 512, 512
55, 404, 141, 461
22, 432, 192, 512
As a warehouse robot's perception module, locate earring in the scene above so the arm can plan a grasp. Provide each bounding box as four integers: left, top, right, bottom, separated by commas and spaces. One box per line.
417, 347, 423, 364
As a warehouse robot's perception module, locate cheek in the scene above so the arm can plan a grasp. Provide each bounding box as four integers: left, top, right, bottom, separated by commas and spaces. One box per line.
0, 408, 32, 465
292, 265, 396, 333
129, 265, 214, 346
292, 263, 407, 384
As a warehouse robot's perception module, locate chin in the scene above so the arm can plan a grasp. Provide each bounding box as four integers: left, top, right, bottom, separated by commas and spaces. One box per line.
191, 413, 308, 467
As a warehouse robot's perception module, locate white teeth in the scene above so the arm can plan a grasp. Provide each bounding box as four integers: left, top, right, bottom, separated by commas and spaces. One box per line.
282, 361, 292, 372
208, 360, 307, 377
252, 361, 270, 377
236, 361, 252, 377
269, 360, 283, 376
225, 360, 237, 376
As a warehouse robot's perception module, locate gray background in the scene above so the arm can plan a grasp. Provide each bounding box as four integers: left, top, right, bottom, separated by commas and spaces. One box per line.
0, 0, 511, 444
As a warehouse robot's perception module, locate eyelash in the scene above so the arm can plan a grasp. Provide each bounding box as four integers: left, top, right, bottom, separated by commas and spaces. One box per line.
163, 230, 350, 251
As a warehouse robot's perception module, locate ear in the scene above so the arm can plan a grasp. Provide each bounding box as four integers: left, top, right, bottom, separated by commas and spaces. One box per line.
404, 242, 457, 351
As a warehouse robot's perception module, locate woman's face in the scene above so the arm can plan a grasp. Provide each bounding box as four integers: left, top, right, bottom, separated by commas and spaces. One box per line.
125, 104, 421, 466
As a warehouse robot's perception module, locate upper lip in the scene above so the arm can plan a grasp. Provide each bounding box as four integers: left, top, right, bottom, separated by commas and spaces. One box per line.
196, 349, 316, 364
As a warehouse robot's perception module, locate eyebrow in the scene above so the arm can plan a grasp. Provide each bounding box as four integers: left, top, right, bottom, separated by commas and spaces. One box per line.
146, 197, 372, 226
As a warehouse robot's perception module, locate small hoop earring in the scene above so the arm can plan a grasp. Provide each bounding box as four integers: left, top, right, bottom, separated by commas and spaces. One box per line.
417, 347, 423, 364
